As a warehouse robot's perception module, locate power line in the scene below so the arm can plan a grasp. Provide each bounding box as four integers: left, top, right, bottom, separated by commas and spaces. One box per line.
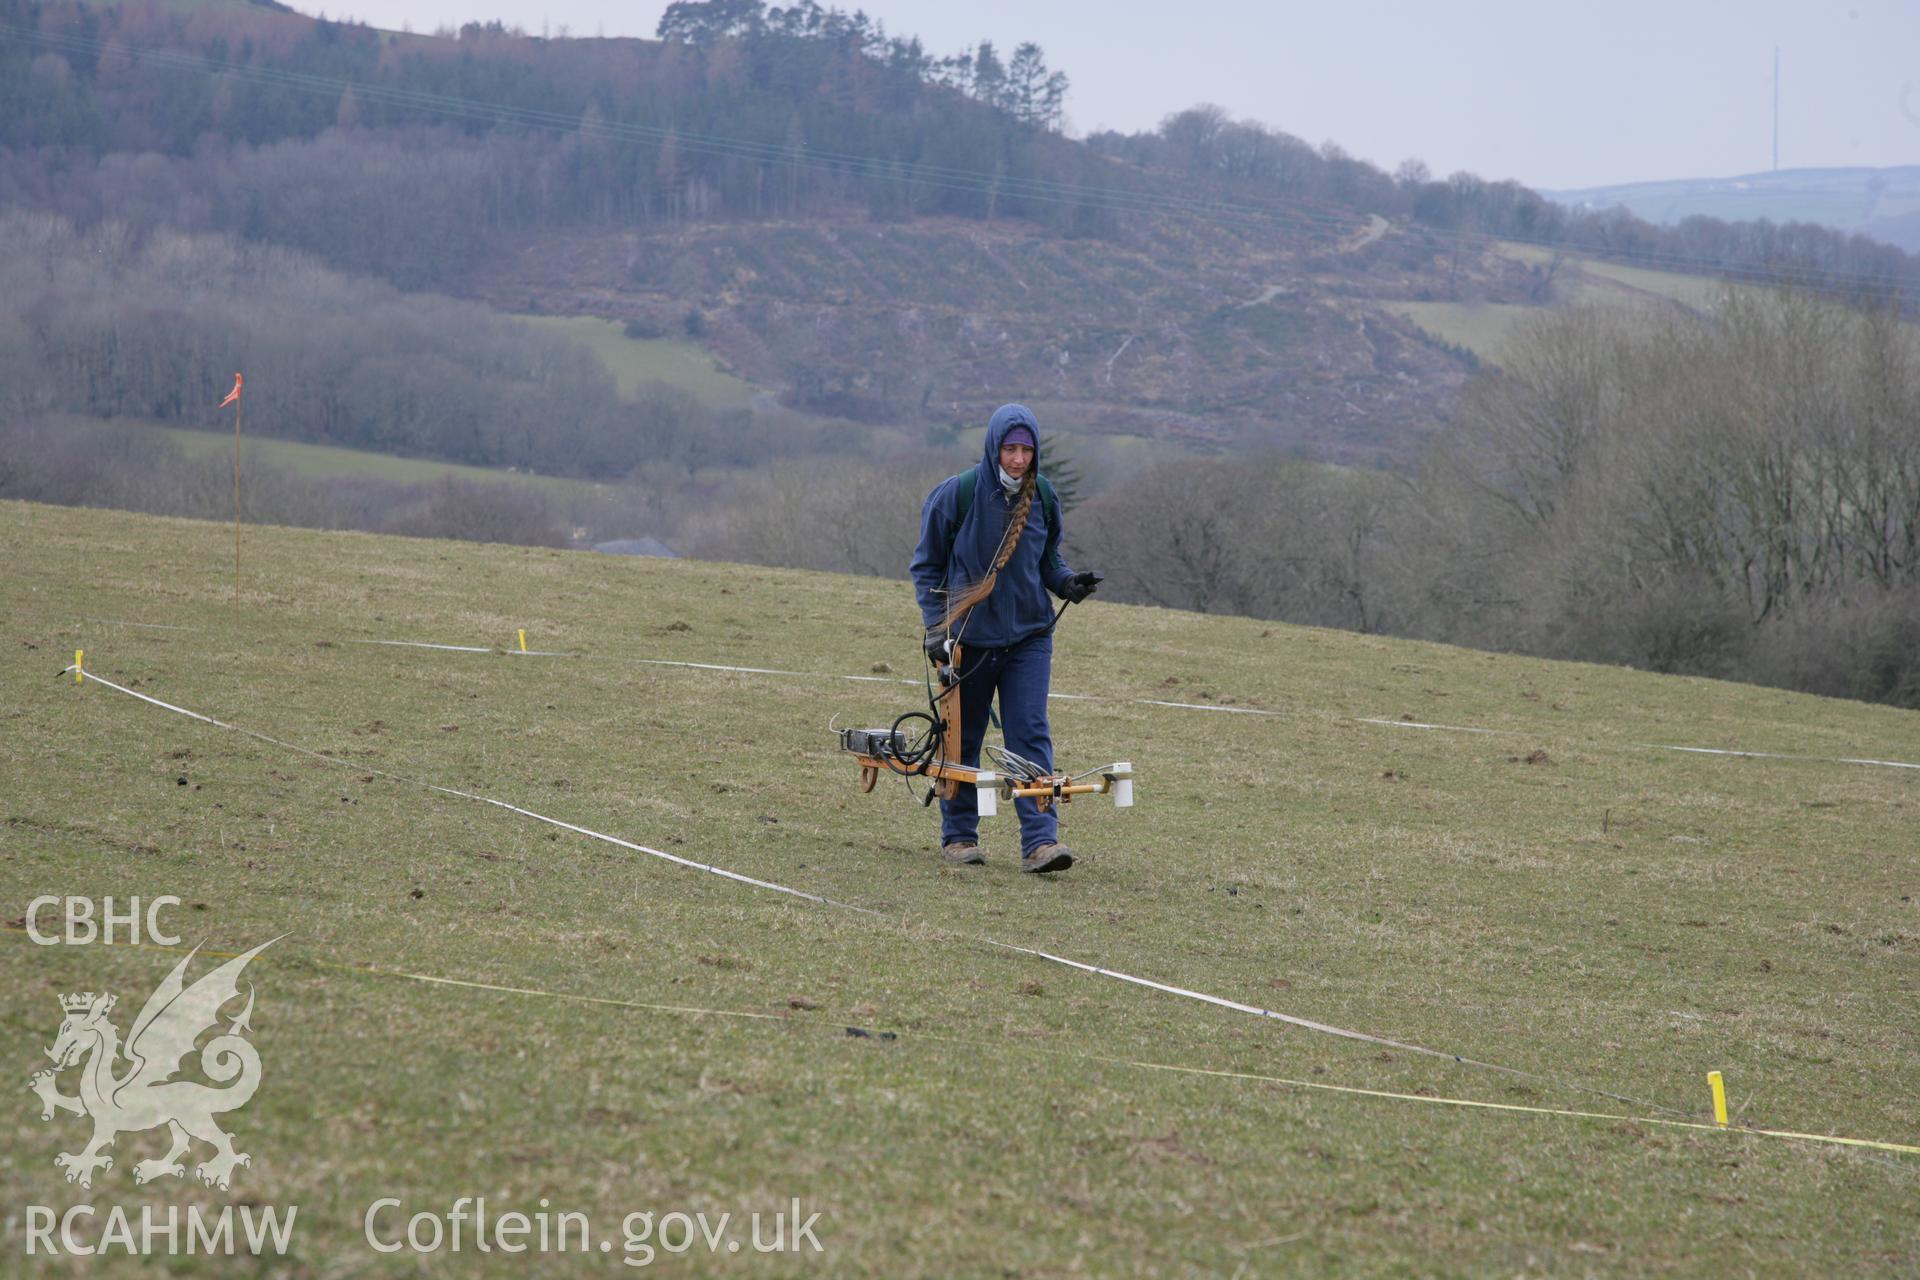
3, 20, 1913, 304
3, 22, 1371, 245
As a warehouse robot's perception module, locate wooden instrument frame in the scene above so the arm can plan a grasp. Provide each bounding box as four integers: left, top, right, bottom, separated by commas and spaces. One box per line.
843, 639, 1136, 814
933, 642, 965, 800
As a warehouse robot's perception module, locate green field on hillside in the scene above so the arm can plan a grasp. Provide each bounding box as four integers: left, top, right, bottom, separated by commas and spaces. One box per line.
1382, 301, 1542, 359
1569, 257, 1725, 309
1389, 246, 1737, 360
6, 500, 1917, 1275
1496, 241, 1722, 308
514, 315, 758, 408
155, 425, 608, 501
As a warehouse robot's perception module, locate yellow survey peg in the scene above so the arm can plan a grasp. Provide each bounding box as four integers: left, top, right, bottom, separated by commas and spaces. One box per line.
518, 629, 527, 653
1708, 1070, 1728, 1127
74, 649, 84, 684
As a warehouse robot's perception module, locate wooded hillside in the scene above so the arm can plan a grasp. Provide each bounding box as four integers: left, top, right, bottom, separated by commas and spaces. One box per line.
9, 0, 1915, 458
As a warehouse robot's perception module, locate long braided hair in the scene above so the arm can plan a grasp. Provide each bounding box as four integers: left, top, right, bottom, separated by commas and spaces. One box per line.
931, 470, 1038, 645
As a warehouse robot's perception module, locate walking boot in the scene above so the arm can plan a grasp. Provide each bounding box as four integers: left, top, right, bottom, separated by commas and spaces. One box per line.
1020, 843, 1073, 874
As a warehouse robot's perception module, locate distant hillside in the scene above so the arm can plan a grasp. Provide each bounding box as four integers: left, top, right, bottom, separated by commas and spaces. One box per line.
8, 0, 1919, 469
465, 212, 1517, 463
1546, 165, 1920, 253
0, 0, 1509, 463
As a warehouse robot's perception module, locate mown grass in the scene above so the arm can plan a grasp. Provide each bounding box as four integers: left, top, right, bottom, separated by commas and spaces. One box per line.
4, 499, 1917, 1276
514, 316, 758, 408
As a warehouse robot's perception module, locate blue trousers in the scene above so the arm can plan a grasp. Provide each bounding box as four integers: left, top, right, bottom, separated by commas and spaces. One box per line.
939, 631, 1058, 854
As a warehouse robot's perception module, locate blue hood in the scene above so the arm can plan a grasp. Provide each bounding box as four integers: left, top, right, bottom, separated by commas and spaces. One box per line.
980, 403, 1041, 486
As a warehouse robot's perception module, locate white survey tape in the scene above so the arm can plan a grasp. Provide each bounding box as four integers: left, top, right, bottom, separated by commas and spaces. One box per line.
349, 629, 1136, 702
62, 662, 1682, 1117
25, 930, 1914, 1158
1357, 717, 1508, 735
354, 634, 1276, 717
67, 668, 865, 912
354, 638, 929, 685
352, 638, 578, 658
1656, 744, 1920, 771
352, 632, 1920, 770
85, 618, 198, 631
84, 618, 1920, 769
1358, 716, 1920, 771
355, 638, 495, 653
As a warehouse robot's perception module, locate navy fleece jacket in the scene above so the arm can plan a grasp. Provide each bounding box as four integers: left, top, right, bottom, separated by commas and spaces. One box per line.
909, 404, 1075, 649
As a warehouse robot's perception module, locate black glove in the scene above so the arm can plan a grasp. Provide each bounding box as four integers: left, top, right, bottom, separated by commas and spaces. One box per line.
1063, 571, 1102, 604
924, 636, 949, 665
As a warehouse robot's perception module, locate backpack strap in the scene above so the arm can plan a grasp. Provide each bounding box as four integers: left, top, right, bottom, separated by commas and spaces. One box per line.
952, 467, 977, 535
947, 468, 1056, 557
1036, 474, 1061, 565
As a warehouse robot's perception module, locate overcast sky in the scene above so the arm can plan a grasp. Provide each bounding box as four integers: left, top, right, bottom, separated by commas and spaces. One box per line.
310, 1, 1920, 190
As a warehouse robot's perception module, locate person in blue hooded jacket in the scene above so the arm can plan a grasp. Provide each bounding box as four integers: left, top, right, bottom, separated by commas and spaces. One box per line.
909, 404, 1100, 873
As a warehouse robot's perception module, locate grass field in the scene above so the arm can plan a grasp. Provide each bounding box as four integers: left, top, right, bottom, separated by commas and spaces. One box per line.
1565, 258, 1724, 310
514, 316, 759, 409
5, 499, 1918, 1275
1387, 246, 1733, 361
154, 425, 609, 502
1380, 301, 1545, 361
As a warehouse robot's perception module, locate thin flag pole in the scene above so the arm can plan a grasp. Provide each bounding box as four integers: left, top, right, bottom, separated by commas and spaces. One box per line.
220, 373, 244, 605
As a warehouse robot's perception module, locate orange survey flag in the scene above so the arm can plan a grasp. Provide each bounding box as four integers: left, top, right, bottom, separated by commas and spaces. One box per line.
219, 373, 243, 408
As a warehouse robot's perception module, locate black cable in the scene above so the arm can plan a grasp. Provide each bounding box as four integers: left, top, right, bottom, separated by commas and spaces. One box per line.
883, 707, 943, 777
909, 593, 1078, 774
1037, 594, 1075, 640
